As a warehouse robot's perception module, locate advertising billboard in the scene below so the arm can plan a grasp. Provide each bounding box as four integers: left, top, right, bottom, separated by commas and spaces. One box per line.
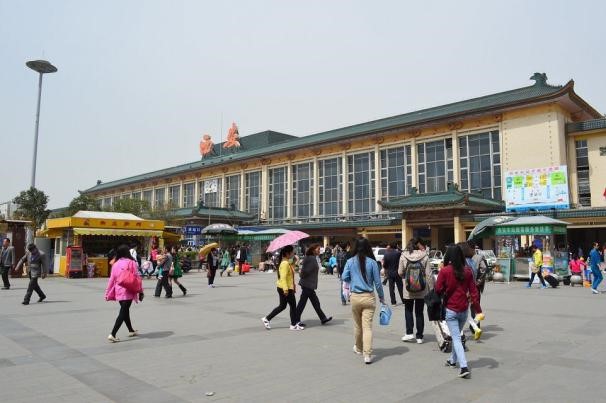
504, 165, 570, 212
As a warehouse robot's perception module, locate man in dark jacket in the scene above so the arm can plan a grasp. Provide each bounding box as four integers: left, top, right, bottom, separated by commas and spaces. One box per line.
383, 243, 404, 306
237, 244, 247, 275
0, 238, 15, 289
295, 244, 332, 327
15, 244, 47, 305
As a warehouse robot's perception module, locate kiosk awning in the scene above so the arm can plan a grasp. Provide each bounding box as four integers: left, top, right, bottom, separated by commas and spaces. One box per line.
73, 228, 163, 237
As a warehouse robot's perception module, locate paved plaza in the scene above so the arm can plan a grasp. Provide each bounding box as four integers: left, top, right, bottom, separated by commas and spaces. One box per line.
0, 271, 605, 402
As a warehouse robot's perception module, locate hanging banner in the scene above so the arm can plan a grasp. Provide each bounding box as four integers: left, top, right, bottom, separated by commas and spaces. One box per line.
504, 165, 570, 212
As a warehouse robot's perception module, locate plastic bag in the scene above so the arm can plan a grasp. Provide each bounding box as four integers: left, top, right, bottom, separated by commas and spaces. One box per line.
379, 303, 392, 326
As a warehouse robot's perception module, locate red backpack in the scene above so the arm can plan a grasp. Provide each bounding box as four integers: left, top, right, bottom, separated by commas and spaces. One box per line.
117, 260, 142, 293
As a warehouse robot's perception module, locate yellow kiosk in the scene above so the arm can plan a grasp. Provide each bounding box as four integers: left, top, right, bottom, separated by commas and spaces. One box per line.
42, 211, 180, 277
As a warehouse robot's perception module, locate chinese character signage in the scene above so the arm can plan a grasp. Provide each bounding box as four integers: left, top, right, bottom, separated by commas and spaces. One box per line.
183, 226, 203, 235
504, 165, 570, 212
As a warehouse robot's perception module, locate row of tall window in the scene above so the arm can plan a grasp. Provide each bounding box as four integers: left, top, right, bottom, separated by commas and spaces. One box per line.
100, 130, 504, 217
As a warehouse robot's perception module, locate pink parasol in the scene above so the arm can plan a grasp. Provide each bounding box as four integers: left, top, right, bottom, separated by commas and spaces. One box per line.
266, 230, 309, 253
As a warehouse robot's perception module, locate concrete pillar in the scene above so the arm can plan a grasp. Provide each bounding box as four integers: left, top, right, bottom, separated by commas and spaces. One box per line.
430, 226, 439, 250
313, 157, 319, 217
341, 153, 348, 215
451, 131, 460, 185
261, 166, 269, 221
410, 138, 417, 188
374, 145, 381, 212
286, 162, 293, 219
239, 170, 245, 211
323, 235, 330, 248
220, 174, 226, 208
454, 215, 466, 244
401, 218, 413, 245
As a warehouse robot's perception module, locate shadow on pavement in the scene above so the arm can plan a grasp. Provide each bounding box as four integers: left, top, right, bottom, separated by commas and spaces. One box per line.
467, 357, 499, 369
372, 346, 409, 363
38, 300, 71, 304
139, 331, 175, 339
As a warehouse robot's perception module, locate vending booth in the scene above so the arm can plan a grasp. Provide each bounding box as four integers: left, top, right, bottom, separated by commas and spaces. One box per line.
493, 216, 569, 282
40, 211, 179, 277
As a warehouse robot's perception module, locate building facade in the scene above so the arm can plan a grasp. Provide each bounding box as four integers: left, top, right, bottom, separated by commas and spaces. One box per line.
83, 73, 606, 249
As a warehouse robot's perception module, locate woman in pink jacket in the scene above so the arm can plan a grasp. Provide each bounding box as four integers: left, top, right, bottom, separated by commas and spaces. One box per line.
105, 244, 144, 342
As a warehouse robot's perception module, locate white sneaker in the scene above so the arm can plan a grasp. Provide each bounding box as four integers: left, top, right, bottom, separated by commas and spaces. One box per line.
401, 334, 415, 342
592, 288, 599, 294
107, 334, 120, 343
261, 317, 271, 330
128, 330, 138, 337
364, 355, 374, 364
416, 338, 424, 344
353, 345, 362, 355
289, 324, 304, 331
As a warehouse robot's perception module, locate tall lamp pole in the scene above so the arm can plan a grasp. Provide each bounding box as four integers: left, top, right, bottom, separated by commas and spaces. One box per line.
26, 60, 57, 189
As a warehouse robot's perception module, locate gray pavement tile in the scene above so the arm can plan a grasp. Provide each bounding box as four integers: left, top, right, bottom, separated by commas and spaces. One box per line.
2, 273, 606, 402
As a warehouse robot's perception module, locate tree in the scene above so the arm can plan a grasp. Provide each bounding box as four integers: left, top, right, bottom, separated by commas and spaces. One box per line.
144, 202, 179, 225
67, 194, 100, 216
13, 187, 51, 230
111, 198, 151, 217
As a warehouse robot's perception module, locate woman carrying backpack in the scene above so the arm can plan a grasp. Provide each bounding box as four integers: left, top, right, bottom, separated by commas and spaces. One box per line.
105, 244, 144, 343
435, 245, 483, 379
342, 238, 384, 364
398, 237, 432, 344
261, 245, 304, 331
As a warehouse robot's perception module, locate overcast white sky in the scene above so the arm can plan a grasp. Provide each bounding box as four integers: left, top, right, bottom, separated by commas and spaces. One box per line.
1, 0, 605, 208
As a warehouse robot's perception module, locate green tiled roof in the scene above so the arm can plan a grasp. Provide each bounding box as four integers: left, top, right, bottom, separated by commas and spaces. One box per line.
170, 206, 256, 221
566, 118, 606, 133
260, 218, 400, 230
83, 74, 594, 194
463, 207, 606, 222
379, 184, 504, 211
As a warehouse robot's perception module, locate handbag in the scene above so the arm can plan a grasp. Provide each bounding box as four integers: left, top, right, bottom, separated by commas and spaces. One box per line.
169, 263, 175, 276
379, 303, 392, 326
117, 260, 142, 293
424, 289, 446, 321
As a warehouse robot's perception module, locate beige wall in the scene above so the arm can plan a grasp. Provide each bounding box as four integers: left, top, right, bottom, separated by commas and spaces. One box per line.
588, 133, 606, 207
501, 104, 569, 172
567, 130, 606, 208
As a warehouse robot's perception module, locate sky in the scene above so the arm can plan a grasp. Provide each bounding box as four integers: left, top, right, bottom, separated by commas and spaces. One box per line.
1, 0, 605, 208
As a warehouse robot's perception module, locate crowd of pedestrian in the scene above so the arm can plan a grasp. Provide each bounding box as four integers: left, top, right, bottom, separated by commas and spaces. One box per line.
4, 232, 606, 381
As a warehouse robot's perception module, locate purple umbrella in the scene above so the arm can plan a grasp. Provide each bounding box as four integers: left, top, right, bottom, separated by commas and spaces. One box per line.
266, 230, 309, 253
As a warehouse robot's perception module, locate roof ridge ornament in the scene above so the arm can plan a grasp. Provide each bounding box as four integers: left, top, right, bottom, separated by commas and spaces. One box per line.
530, 72, 548, 86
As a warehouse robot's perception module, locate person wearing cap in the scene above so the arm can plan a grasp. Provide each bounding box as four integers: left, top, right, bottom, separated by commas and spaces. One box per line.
15, 244, 48, 305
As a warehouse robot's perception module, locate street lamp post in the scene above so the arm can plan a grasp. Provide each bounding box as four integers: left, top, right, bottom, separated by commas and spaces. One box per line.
26, 60, 57, 189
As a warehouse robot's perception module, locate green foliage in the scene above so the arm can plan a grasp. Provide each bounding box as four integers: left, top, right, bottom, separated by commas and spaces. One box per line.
67, 194, 100, 216
144, 201, 178, 225
111, 198, 151, 217
12, 187, 50, 229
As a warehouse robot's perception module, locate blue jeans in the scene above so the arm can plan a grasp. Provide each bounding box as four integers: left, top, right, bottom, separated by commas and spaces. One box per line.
591, 268, 603, 290
445, 308, 468, 368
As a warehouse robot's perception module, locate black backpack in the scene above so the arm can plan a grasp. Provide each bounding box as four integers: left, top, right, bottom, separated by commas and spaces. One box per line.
403, 258, 426, 293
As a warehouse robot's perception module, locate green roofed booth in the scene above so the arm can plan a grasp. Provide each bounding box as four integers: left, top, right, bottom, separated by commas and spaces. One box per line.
491, 216, 569, 282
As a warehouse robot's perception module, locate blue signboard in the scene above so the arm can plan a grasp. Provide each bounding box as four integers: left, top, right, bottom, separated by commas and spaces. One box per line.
183, 226, 203, 235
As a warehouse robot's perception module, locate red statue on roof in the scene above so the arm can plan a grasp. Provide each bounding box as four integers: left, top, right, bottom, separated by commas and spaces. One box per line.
200, 134, 215, 158
223, 122, 240, 149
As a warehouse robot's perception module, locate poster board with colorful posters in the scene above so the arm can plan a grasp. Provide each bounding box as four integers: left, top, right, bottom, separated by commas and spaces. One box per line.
505, 165, 570, 212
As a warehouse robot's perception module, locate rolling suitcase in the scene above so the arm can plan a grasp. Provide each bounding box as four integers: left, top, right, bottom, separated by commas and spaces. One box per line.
544, 274, 559, 288
432, 320, 468, 353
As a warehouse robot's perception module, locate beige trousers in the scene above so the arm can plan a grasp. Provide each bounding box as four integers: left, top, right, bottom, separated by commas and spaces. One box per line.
351, 292, 376, 356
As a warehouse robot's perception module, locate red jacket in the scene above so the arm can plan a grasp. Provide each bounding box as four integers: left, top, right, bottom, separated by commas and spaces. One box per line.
435, 265, 482, 314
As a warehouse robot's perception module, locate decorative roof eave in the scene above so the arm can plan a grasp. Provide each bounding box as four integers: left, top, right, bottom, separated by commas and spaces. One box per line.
82, 76, 600, 194
378, 184, 505, 211
169, 206, 256, 221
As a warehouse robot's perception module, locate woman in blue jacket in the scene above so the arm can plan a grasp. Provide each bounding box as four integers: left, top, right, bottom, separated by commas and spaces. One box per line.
342, 238, 385, 364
